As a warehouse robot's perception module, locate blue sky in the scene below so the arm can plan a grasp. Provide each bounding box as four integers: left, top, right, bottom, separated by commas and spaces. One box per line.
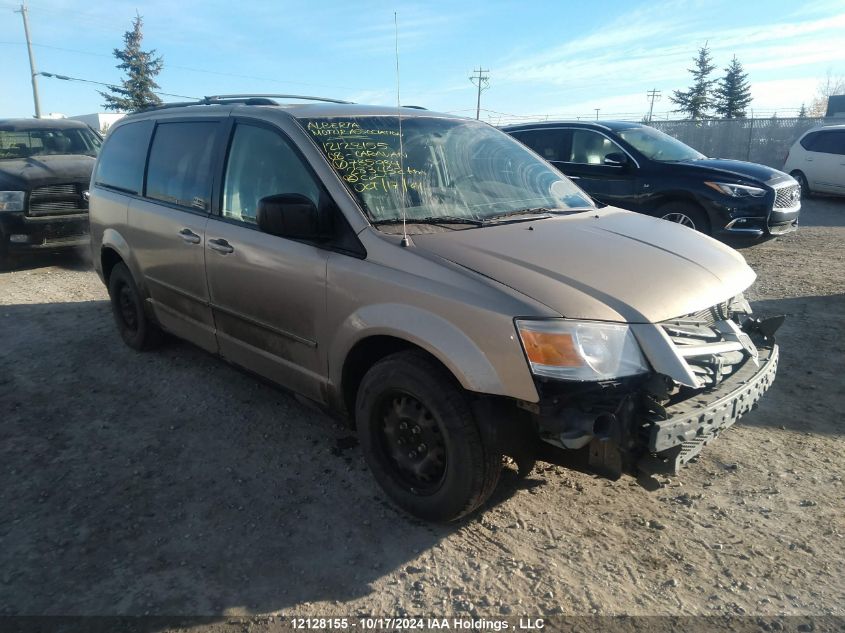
1, 0, 843, 122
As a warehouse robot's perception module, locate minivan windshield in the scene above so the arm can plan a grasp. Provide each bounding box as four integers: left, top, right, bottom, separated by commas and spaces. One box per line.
0, 126, 102, 160
617, 126, 705, 162
300, 115, 594, 226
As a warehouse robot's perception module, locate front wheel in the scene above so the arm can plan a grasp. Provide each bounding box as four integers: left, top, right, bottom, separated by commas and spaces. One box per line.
657, 201, 711, 235
355, 351, 502, 522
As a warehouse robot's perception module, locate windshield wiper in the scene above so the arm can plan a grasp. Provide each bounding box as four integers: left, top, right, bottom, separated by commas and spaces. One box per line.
371, 216, 485, 227
484, 207, 587, 222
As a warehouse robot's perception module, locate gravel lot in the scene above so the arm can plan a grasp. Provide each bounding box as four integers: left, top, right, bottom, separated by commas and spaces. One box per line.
1, 197, 843, 622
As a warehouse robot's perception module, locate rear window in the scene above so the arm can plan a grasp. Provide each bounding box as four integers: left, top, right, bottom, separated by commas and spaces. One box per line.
802, 130, 845, 155
145, 121, 218, 211
94, 120, 153, 195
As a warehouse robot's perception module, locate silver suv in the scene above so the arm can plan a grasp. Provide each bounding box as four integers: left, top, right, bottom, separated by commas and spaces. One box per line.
89, 95, 782, 521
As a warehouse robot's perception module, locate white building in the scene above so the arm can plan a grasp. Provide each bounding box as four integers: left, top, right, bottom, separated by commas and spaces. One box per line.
68, 112, 125, 133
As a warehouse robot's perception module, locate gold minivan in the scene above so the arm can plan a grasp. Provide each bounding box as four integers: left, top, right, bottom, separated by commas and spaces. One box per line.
89, 95, 781, 521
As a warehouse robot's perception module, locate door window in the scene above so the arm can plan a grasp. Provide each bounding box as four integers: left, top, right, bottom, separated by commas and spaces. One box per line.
570, 130, 624, 165
145, 121, 218, 211
222, 123, 320, 225
510, 128, 571, 162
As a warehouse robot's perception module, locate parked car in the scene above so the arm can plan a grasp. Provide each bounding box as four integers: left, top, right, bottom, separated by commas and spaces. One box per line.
0, 118, 101, 267
89, 96, 782, 521
503, 121, 800, 240
783, 124, 845, 197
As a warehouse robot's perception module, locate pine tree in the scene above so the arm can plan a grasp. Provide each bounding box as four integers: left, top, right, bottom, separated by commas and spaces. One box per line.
714, 56, 752, 119
670, 43, 717, 120
798, 103, 807, 119
101, 13, 163, 112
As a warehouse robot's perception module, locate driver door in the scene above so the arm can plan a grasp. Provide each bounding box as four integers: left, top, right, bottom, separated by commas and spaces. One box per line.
560, 129, 637, 207
204, 120, 330, 401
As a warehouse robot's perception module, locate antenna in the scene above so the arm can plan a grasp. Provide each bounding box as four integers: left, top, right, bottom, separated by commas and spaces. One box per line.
394, 12, 409, 248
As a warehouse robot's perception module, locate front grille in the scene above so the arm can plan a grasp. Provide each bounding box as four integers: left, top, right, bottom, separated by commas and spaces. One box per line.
773, 184, 800, 209
661, 299, 756, 390
28, 183, 87, 217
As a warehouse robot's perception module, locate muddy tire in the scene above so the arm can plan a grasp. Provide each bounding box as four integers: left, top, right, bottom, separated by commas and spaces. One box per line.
107, 262, 163, 351
355, 350, 502, 522
657, 200, 711, 235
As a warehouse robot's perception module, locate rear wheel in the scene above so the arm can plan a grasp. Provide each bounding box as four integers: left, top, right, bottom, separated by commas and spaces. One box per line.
657, 200, 711, 234
790, 170, 812, 199
355, 351, 502, 522
107, 262, 163, 351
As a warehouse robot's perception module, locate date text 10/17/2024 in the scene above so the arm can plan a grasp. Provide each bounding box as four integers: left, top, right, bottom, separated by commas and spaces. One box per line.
291, 617, 546, 630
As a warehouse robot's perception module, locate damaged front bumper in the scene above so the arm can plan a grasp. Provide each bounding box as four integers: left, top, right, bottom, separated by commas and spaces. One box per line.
637, 342, 778, 475
528, 310, 781, 479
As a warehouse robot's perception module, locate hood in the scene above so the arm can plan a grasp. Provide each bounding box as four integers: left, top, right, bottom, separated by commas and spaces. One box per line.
412, 207, 756, 323
676, 157, 793, 186
0, 155, 95, 190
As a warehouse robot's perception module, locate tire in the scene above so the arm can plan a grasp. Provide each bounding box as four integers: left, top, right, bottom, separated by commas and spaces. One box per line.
657, 200, 711, 235
790, 170, 812, 199
107, 262, 163, 351
355, 350, 502, 522
0, 235, 11, 271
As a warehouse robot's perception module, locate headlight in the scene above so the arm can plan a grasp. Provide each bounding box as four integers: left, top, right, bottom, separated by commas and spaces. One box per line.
516, 319, 649, 381
704, 182, 766, 198
0, 191, 25, 212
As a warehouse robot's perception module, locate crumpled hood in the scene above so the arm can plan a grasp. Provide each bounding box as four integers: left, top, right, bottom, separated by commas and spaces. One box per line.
0, 155, 95, 189
412, 207, 756, 323
678, 157, 793, 186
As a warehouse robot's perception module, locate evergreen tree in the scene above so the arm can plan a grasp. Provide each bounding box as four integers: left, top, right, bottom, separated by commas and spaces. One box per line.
101, 14, 163, 112
798, 103, 807, 119
714, 56, 752, 119
670, 43, 716, 120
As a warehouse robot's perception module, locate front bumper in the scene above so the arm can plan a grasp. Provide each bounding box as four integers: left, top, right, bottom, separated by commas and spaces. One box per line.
638, 343, 778, 475
531, 338, 779, 478
707, 185, 800, 239
0, 212, 89, 251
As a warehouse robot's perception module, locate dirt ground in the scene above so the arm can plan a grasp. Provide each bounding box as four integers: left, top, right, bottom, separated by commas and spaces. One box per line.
1, 197, 843, 623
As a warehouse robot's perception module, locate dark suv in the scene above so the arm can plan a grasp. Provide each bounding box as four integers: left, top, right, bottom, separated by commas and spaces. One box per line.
504, 121, 800, 240
0, 118, 101, 267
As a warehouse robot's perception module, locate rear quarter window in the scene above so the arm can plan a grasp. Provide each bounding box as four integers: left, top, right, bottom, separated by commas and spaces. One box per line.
94, 120, 153, 194
803, 130, 845, 155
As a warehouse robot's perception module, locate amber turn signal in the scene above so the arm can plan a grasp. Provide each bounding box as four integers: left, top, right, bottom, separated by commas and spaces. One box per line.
519, 329, 584, 367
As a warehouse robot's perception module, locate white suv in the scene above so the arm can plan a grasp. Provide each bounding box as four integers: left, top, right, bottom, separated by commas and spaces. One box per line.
783, 124, 845, 197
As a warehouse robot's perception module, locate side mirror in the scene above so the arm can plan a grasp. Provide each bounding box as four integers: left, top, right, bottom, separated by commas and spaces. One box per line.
603, 152, 629, 167
257, 193, 324, 239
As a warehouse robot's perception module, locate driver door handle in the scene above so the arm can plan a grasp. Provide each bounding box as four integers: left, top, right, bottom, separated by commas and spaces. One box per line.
208, 238, 234, 254
178, 228, 201, 244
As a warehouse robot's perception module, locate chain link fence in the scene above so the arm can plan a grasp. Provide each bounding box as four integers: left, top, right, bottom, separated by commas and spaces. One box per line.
648, 117, 831, 169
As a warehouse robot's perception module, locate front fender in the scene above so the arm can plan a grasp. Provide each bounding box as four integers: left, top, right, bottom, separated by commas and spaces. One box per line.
329, 303, 536, 402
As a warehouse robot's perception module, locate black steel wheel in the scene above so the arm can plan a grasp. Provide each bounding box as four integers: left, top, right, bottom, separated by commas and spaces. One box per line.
107, 262, 163, 351
356, 350, 502, 522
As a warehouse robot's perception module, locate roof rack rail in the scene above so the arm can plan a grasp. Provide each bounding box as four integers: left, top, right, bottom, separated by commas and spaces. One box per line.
138, 94, 353, 113
202, 94, 353, 104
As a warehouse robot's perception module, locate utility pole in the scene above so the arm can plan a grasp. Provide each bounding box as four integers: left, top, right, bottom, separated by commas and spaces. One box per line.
646, 88, 661, 123
594, 108, 600, 120
469, 67, 490, 120
15, 1, 42, 118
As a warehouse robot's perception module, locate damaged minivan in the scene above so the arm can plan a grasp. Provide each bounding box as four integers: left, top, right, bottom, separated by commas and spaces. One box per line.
89, 97, 781, 521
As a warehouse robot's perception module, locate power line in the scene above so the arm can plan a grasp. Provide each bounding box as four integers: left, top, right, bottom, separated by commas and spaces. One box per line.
469, 67, 490, 120
38, 72, 199, 100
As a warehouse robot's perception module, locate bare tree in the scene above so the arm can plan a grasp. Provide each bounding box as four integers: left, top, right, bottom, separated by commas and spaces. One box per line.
808, 70, 844, 117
